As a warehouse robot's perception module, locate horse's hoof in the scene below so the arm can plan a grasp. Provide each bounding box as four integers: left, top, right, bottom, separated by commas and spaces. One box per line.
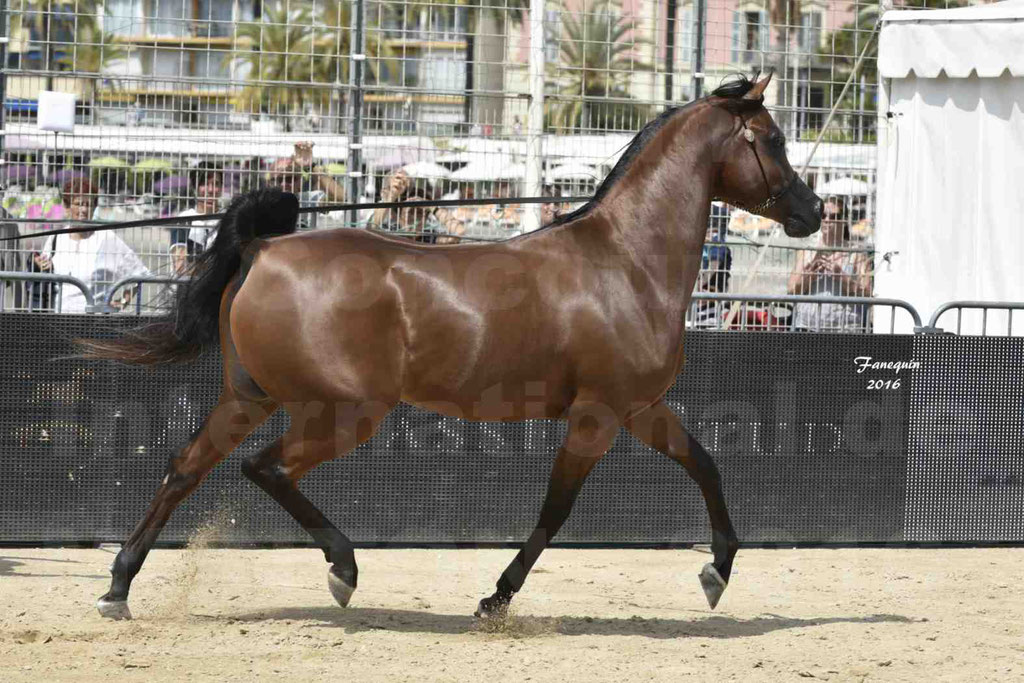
327, 567, 355, 608
698, 563, 727, 610
96, 597, 132, 620
474, 595, 509, 619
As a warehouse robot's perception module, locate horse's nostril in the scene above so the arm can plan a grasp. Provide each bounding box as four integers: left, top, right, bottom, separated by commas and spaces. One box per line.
815, 199, 824, 218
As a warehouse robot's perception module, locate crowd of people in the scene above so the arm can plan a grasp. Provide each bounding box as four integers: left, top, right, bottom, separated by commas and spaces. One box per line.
1, 144, 872, 326
691, 196, 874, 332
1, 178, 148, 313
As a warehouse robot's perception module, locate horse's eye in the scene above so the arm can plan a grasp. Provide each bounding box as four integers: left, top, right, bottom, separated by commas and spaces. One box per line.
771, 134, 786, 149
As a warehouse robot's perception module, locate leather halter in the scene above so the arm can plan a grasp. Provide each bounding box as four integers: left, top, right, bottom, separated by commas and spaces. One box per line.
733, 116, 798, 214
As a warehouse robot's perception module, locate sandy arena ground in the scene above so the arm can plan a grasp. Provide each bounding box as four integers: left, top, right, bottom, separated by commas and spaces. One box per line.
1, 545, 1022, 682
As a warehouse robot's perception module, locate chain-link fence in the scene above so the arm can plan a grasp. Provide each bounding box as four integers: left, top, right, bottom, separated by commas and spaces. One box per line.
0, 0, 966, 325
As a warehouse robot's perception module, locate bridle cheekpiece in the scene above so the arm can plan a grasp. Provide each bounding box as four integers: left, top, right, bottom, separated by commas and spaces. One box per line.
732, 116, 798, 215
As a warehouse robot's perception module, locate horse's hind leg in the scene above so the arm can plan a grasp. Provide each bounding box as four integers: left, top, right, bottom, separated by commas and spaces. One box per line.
240, 400, 390, 608
625, 399, 739, 609
97, 390, 276, 619
476, 400, 620, 617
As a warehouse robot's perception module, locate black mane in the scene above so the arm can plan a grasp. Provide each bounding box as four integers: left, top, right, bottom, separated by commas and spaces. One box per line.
543, 73, 764, 229
711, 73, 759, 99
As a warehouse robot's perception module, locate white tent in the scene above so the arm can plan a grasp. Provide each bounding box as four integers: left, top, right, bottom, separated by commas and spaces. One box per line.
545, 162, 602, 184
875, 0, 1024, 334
449, 155, 525, 181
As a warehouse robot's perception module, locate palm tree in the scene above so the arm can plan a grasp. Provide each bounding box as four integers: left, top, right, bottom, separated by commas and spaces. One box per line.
57, 5, 127, 76
232, 2, 320, 126
310, 0, 390, 87
232, 0, 391, 130
545, 0, 651, 133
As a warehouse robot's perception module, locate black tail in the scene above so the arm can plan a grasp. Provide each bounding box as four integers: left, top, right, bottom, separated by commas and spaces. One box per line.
77, 188, 299, 365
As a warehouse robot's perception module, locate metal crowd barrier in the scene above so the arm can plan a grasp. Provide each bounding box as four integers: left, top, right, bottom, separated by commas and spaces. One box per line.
923, 301, 1024, 336
105, 276, 184, 315
5, 271, 1023, 340
688, 293, 922, 333
0, 271, 94, 313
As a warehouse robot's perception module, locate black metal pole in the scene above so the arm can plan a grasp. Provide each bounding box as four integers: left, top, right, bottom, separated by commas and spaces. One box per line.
692, 0, 706, 99
664, 0, 676, 103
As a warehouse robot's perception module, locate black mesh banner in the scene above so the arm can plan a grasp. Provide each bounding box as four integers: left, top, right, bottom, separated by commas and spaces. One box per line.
906, 335, 1024, 542
2, 314, 1015, 545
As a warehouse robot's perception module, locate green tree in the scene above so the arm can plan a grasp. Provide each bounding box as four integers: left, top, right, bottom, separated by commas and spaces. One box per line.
57, 5, 127, 76
232, 2, 320, 122
232, 0, 390, 129
545, 0, 651, 133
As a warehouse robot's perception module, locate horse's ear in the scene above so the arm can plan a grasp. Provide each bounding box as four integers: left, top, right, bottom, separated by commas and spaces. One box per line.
743, 72, 773, 100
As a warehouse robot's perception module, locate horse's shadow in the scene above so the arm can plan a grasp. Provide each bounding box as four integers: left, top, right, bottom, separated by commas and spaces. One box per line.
0, 556, 23, 575
217, 606, 915, 640
0, 555, 105, 579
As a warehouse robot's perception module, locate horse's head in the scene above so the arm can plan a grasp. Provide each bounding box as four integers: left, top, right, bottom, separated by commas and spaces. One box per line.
712, 73, 822, 238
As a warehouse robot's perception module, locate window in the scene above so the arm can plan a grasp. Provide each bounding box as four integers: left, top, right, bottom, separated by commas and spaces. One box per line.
420, 56, 465, 93
544, 9, 562, 63
798, 11, 823, 53
150, 0, 190, 37
106, 0, 145, 36
744, 11, 762, 52
425, 6, 466, 41
796, 83, 825, 133
731, 9, 768, 64
106, 0, 242, 38
677, 5, 696, 60
150, 47, 185, 78
195, 50, 233, 82
196, 0, 234, 38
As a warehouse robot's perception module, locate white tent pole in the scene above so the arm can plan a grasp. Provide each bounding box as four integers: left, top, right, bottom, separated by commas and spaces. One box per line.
721, 18, 882, 330
522, 0, 545, 233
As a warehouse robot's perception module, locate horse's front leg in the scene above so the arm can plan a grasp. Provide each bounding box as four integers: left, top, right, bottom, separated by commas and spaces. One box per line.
476, 400, 619, 617
625, 399, 739, 609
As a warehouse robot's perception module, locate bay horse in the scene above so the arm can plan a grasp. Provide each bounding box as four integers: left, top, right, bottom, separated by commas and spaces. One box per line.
81, 73, 822, 620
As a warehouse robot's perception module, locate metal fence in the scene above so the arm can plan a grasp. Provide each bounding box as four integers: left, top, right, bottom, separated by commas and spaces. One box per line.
0, 0, 971, 314
9, 266, 1023, 336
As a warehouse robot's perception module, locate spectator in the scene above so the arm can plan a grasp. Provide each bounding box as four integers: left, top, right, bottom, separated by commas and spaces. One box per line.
787, 196, 873, 331
32, 179, 149, 313
432, 181, 475, 244
399, 193, 440, 244
365, 169, 449, 243
540, 186, 563, 226
268, 141, 346, 229
693, 202, 733, 328
171, 163, 223, 272
365, 168, 412, 232
0, 205, 30, 308
700, 202, 733, 294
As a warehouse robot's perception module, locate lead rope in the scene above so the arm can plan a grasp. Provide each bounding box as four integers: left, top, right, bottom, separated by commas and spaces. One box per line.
720, 18, 883, 330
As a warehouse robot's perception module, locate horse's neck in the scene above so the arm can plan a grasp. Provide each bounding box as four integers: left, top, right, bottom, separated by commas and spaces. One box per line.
595, 105, 720, 301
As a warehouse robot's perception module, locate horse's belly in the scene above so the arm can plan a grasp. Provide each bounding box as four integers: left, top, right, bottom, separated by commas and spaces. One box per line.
400, 358, 575, 422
